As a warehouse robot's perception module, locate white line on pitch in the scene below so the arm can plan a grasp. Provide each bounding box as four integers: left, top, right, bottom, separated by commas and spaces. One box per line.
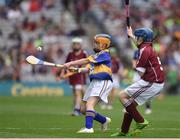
1, 128, 180, 131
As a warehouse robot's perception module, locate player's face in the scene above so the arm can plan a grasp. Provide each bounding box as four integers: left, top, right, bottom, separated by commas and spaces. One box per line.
93, 40, 102, 53
72, 43, 81, 51
94, 40, 100, 48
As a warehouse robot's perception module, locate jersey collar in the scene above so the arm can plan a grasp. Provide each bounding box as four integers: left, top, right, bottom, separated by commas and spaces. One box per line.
139, 42, 152, 49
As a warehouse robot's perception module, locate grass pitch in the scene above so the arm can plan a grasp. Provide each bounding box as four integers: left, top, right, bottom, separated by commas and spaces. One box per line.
0, 95, 180, 138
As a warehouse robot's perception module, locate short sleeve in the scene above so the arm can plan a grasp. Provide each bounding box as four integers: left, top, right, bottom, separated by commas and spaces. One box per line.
66, 53, 71, 63
83, 51, 88, 58
136, 48, 149, 73
88, 52, 110, 64
133, 50, 140, 60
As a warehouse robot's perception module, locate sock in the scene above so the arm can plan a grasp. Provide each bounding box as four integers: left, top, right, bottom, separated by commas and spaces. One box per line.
125, 101, 144, 123
74, 108, 81, 114
121, 112, 133, 134
85, 110, 96, 129
94, 112, 106, 124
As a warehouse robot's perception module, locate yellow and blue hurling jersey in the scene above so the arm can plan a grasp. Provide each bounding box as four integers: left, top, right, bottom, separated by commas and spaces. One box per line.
87, 49, 112, 81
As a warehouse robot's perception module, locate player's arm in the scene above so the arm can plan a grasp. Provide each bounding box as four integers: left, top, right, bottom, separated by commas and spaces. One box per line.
68, 67, 89, 73
88, 51, 110, 64
127, 26, 136, 44
63, 58, 90, 69
136, 60, 146, 77
132, 59, 137, 69
58, 69, 65, 79
133, 59, 145, 77
68, 64, 90, 73
136, 49, 149, 77
132, 58, 145, 77
136, 70, 145, 77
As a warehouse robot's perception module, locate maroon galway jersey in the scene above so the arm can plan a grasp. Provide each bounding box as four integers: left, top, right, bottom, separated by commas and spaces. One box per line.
136, 43, 164, 83
66, 50, 87, 85
111, 57, 120, 74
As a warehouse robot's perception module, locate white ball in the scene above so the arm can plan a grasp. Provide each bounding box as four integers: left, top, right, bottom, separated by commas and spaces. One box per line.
37, 47, 42, 51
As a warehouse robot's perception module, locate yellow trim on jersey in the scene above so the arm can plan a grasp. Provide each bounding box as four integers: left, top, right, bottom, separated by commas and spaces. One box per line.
87, 55, 97, 63
103, 49, 110, 52
97, 49, 110, 55
92, 64, 112, 75
87, 49, 110, 63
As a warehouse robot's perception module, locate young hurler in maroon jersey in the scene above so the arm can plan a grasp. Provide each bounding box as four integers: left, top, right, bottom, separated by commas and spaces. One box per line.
64, 38, 87, 116
111, 27, 164, 137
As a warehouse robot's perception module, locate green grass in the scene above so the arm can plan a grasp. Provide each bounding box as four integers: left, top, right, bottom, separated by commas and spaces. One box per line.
0, 96, 180, 138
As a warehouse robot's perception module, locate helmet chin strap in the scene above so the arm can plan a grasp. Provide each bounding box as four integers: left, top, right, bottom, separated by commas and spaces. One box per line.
73, 48, 81, 52
136, 37, 145, 48
137, 41, 144, 48
137, 40, 152, 48
93, 48, 101, 53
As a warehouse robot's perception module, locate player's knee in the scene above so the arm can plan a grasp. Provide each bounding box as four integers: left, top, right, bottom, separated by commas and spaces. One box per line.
86, 101, 95, 110
74, 90, 82, 97
119, 90, 128, 101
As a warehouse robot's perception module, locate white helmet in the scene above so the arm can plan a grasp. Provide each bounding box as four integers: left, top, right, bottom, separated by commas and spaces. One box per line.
72, 37, 82, 43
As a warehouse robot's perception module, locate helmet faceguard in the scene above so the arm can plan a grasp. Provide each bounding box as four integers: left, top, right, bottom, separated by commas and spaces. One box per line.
94, 34, 111, 48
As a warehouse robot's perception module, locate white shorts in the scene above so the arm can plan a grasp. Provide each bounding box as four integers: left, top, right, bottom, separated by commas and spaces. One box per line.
71, 84, 84, 90
125, 79, 164, 105
83, 80, 113, 103
132, 72, 141, 82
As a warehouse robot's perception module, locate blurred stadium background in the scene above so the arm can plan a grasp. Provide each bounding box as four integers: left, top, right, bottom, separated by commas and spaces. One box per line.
0, 0, 179, 138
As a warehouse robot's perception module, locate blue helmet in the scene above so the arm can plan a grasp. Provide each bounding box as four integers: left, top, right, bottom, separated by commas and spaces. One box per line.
134, 27, 153, 42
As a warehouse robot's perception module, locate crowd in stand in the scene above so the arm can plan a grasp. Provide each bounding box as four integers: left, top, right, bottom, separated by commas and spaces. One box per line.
0, 0, 179, 94
0, 0, 91, 82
